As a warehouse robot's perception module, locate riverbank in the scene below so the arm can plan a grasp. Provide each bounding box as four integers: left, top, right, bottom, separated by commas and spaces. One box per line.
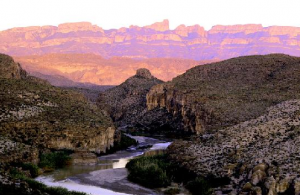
35, 135, 172, 195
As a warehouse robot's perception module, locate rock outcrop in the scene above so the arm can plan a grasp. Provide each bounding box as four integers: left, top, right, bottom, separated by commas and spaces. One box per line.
0, 54, 115, 154
97, 68, 163, 129
167, 99, 300, 194
147, 54, 300, 134
0, 54, 26, 79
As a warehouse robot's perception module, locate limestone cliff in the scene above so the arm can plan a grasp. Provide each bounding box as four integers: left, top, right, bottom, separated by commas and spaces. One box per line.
147, 54, 300, 134
0, 54, 115, 154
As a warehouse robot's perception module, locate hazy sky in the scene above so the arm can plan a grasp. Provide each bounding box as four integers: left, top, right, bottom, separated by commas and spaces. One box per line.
1, 0, 300, 31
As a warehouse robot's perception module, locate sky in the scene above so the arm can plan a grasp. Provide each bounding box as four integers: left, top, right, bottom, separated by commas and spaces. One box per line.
1, 0, 300, 31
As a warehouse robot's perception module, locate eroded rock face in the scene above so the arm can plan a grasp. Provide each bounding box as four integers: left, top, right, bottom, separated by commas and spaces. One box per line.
0, 53, 115, 154
147, 54, 300, 134
167, 99, 300, 194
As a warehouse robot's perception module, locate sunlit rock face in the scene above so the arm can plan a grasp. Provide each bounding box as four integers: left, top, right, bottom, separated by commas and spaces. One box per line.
1, 20, 300, 86
1, 20, 300, 60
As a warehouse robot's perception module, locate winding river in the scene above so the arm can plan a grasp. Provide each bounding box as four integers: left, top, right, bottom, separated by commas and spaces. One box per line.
36, 135, 172, 195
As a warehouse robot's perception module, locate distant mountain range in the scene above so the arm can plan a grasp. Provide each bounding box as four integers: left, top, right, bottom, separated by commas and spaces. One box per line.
1, 20, 300, 85
1, 19, 300, 60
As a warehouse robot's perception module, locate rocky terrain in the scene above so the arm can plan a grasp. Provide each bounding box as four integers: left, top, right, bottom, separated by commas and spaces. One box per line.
147, 54, 300, 134
97, 68, 163, 128
0, 137, 39, 165
0, 53, 115, 154
167, 99, 300, 194
1, 20, 300, 60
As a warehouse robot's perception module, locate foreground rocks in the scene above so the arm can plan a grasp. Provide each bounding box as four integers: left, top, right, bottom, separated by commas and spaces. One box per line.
167, 100, 300, 194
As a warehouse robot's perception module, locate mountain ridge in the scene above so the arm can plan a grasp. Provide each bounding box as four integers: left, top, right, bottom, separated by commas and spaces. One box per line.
1, 20, 300, 60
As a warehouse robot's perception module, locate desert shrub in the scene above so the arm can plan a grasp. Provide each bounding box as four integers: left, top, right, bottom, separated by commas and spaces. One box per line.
126, 155, 171, 188
39, 151, 71, 171
126, 154, 217, 195
19, 163, 39, 177
186, 177, 212, 195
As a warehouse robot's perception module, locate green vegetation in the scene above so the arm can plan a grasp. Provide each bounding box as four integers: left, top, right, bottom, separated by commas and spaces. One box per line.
126, 154, 229, 194
39, 151, 72, 171
18, 163, 39, 177
186, 177, 212, 195
3, 169, 86, 195
126, 155, 171, 188
106, 134, 137, 154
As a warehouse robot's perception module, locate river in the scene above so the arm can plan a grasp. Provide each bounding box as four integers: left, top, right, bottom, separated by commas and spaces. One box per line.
36, 135, 172, 195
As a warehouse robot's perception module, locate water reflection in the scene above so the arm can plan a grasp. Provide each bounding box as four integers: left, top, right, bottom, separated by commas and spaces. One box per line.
37, 136, 172, 195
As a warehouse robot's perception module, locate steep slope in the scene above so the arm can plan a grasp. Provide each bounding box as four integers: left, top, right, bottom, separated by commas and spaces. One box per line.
167, 99, 300, 194
147, 54, 300, 134
0, 54, 115, 154
97, 68, 163, 128
1, 21, 300, 60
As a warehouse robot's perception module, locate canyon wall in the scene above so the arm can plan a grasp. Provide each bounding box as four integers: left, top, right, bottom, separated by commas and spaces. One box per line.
0, 54, 115, 154
146, 54, 300, 134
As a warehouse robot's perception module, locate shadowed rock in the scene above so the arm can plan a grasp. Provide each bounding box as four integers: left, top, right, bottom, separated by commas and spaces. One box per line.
97, 68, 163, 129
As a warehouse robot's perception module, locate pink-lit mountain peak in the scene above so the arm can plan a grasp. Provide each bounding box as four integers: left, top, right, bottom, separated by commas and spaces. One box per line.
1, 20, 300, 60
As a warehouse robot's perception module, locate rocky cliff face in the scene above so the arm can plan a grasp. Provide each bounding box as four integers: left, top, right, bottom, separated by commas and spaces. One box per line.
97, 68, 163, 128
147, 54, 300, 134
167, 99, 300, 194
0, 54, 115, 154
1, 20, 300, 60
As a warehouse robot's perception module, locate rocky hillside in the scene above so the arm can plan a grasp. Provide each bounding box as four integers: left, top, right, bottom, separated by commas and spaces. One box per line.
0, 53, 115, 154
167, 99, 300, 194
147, 54, 300, 134
1, 20, 300, 60
97, 68, 163, 128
